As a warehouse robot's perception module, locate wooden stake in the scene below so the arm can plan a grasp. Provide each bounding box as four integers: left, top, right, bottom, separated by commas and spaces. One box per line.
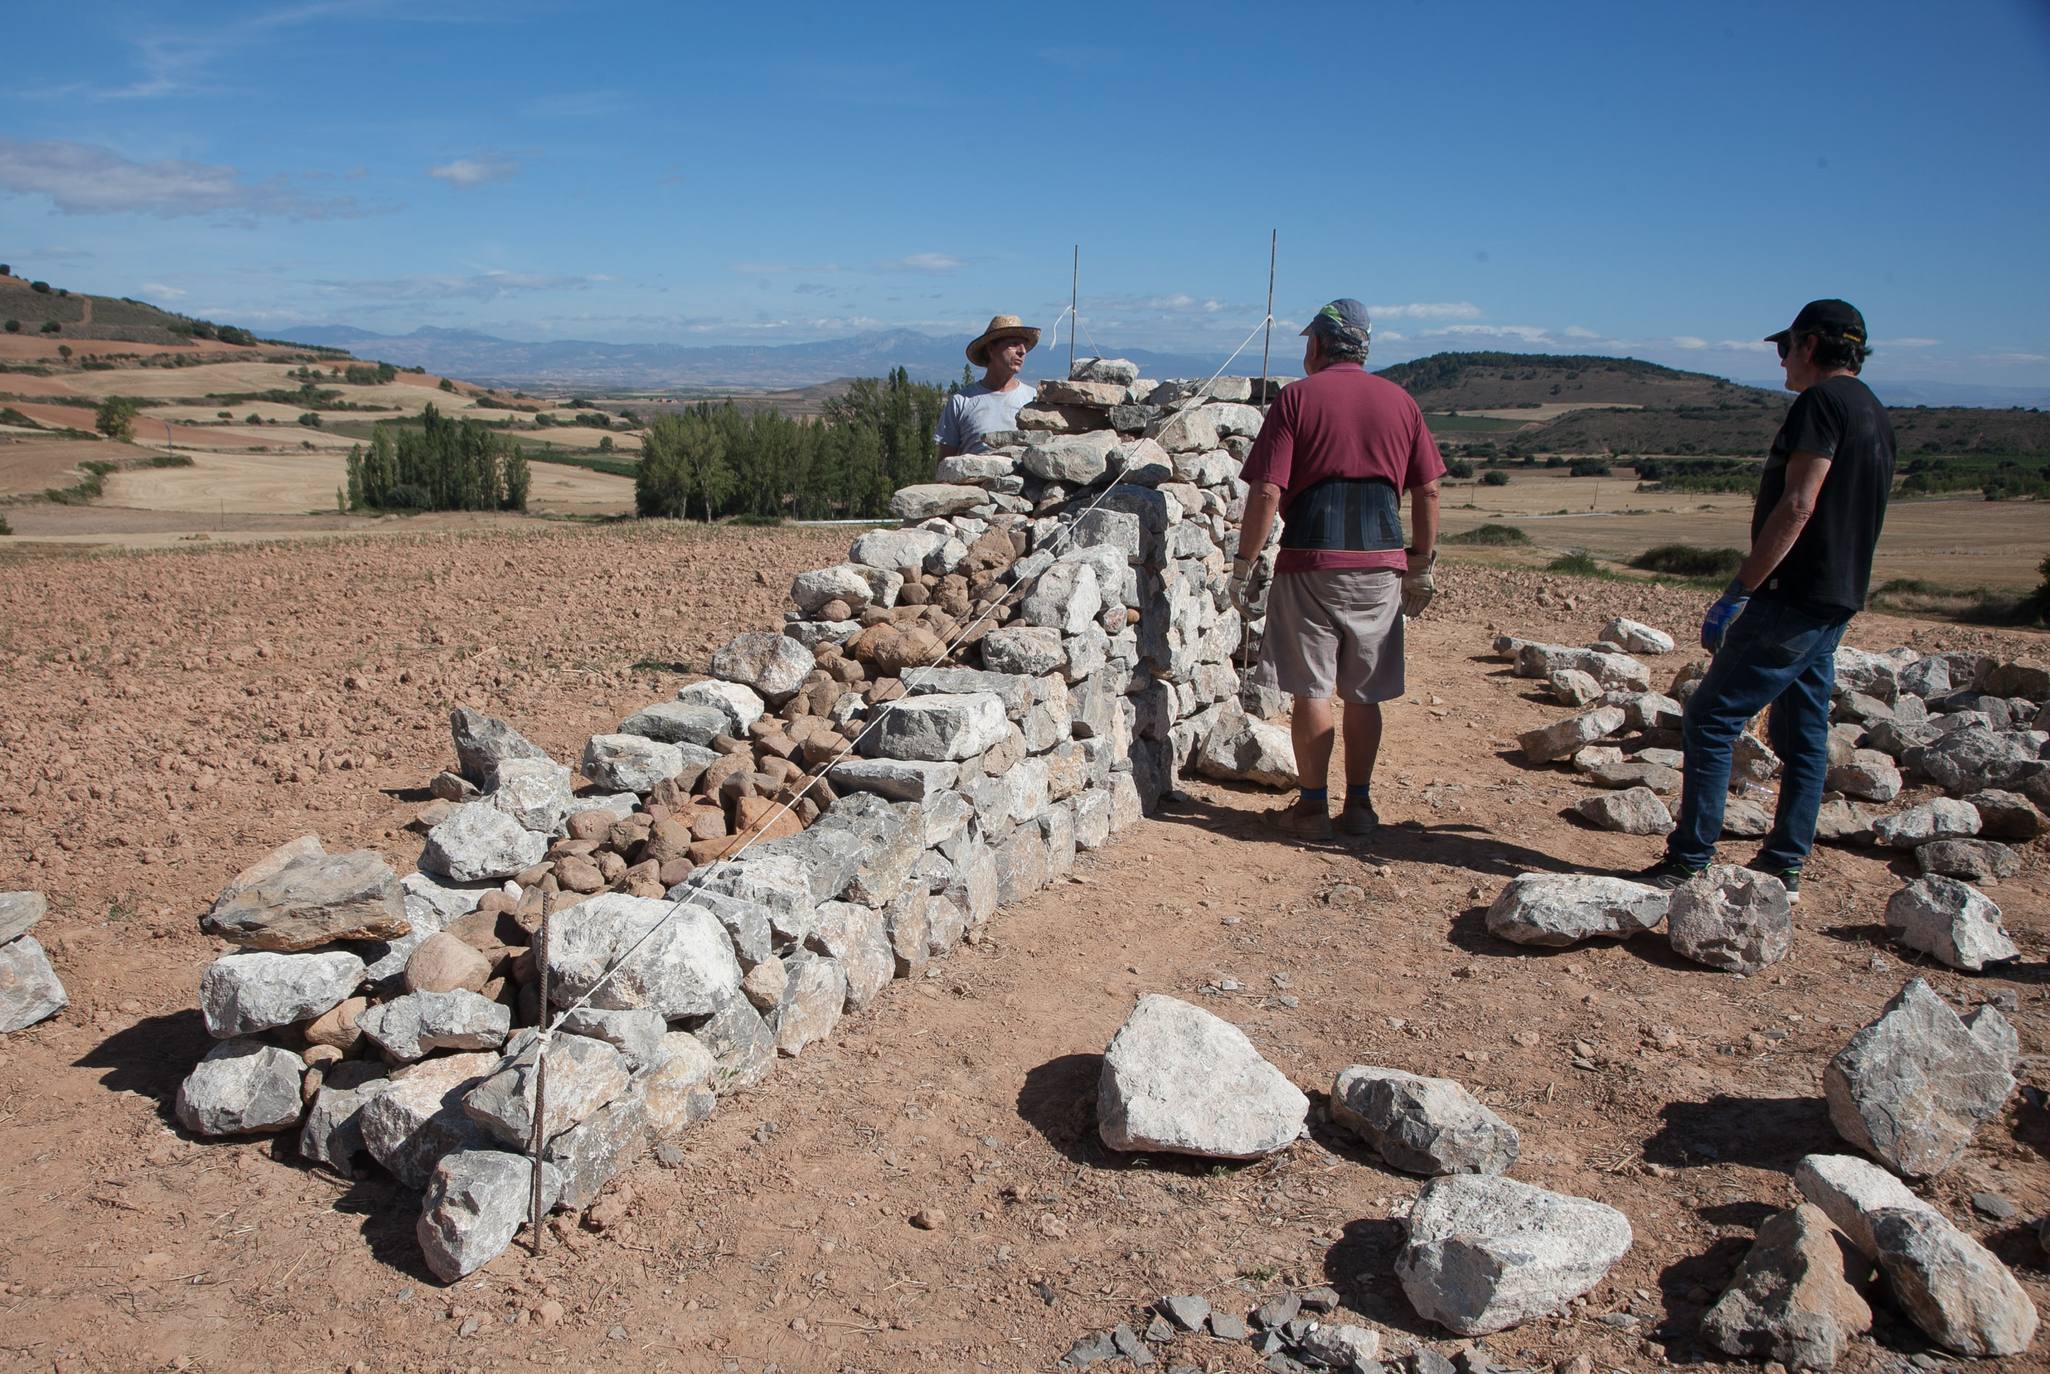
1258, 230, 1277, 407
527, 916, 550, 1255
1068, 245, 1079, 378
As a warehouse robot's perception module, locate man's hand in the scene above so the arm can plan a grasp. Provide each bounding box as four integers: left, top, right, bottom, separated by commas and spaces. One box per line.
1700, 578, 1751, 652
1227, 555, 1256, 616
1400, 549, 1437, 618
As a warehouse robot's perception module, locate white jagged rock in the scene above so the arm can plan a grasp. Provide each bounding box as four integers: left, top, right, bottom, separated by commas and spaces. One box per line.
1823, 979, 2015, 1178
1097, 994, 1307, 1160
1396, 1173, 1633, 1335
1485, 873, 1668, 947
1885, 875, 2017, 970
1330, 1065, 1519, 1176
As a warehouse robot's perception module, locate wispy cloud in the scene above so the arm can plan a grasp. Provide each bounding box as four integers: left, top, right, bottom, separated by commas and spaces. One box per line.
731, 261, 840, 276
0, 138, 362, 221
314, 270, 600, 301
1369, 301, 1483, 321
141, 281, 187, 300
1979, 351, 2050, 367
32, 2, 401, 101
1423, 323, 1558, 344
1888, 337, 1941, 348
1563, 325, 1599, 340
427, 156, 521, 187
874, 252, 965, 274
1671, 336, 1708, 349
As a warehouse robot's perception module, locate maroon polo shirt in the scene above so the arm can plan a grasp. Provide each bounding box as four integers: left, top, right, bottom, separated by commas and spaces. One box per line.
1239, 362, 1445, 574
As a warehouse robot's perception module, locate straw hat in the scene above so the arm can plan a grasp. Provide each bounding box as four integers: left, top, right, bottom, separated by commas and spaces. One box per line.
965, 314, 1040, 367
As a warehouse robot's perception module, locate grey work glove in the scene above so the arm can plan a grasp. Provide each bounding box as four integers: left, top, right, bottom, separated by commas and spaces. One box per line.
1400, 549, 1437, 618
1227, 554, 1256, 617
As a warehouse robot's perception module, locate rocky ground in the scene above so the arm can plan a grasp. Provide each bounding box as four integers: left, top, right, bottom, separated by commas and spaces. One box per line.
0, 523, 2046, 1374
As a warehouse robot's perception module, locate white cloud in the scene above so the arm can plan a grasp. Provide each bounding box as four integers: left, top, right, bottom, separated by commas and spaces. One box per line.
874, 252, 965, 274
141, 281, 186, 300
1369, 302, 1483, 321
1888, 337, 1941, 348
1978, 351, 2050, 366
1714, 339, 1774, 351
1424, 323, 1557, 344
427, 156, 520, 187
0, 138, 360, 220
1671, 336, 1708, 350
1563, 325, 1599, 339
731, 261, 840, 276
313, 270, 600, 301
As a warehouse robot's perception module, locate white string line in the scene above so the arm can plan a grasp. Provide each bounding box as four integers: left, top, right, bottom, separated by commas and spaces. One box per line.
1043, 305, 1074, 358
531, 310, 1276, 1043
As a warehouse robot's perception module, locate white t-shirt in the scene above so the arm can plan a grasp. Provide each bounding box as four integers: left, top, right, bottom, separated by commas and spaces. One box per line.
934, 382, 1037, 454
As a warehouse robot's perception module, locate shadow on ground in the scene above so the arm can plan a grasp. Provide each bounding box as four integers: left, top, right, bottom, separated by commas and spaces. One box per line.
75, 1009, 210, 1124
1153, 793, 1585, 881
1643, 1095, 1835, 1171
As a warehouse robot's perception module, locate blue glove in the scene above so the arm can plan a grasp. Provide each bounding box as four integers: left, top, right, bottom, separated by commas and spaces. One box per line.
1700, 579, 1751, 652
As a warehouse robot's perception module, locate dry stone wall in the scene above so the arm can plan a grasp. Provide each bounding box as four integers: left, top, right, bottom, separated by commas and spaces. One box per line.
168, 356, 1299, 1282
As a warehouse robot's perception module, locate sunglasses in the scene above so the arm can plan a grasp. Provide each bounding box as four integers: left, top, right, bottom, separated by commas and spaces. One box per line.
1776, 336, 1798, 361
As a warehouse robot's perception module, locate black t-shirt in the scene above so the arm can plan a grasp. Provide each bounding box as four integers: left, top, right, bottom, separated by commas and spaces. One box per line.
1752, 374, 1895, 613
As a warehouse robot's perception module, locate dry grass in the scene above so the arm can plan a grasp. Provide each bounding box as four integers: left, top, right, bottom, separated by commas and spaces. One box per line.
99, 446, 633, 517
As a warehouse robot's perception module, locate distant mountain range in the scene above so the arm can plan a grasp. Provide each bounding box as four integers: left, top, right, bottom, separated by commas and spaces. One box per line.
276, 324, 1247, 392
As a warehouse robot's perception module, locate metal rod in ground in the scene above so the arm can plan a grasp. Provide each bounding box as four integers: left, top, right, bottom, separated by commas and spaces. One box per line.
527, 916, 550, 1255
1068, 245, 1079, 377
1259, 229, 1276, 405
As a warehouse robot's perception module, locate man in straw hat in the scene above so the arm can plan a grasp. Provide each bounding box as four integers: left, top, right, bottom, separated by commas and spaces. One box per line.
1231, 298, 1444, 840
937, 314, 1040, 457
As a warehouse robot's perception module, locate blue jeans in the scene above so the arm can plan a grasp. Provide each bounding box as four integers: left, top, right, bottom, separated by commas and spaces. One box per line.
1667, 596, 1852, 871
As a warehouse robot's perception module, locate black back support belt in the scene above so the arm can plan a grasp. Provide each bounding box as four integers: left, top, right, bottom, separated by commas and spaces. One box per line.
1278, 476, 1403, 552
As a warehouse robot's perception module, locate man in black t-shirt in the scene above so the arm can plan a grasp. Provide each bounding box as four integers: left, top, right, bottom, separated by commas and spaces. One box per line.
1641, 299, 1895, 899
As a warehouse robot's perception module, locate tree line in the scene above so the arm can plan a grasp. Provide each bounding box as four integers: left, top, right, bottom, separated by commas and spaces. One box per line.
345, 405, 530, 512
636, 368, 949, 521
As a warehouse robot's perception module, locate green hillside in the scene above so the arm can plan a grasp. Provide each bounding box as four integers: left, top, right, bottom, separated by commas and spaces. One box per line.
1380, 351, 1781, 411
0, 270, 266, 347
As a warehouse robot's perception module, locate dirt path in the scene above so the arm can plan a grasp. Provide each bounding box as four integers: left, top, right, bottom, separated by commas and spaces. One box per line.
0, 529, 2045, 1372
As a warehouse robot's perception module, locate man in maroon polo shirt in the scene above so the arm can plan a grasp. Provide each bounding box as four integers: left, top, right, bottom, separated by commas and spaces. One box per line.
1230, 299, 1444, 840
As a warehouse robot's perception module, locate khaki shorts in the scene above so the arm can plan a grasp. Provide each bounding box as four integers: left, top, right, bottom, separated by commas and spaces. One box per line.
1253, 569, 1405, 705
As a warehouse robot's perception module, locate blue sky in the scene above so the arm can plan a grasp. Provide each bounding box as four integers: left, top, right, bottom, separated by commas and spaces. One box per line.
4, 0, 2048, 390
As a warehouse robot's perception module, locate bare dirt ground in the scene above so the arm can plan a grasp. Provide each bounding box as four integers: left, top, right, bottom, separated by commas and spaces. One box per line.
0, 437, 144, 497
93, 450, 634, 518
0, 526, 2046, 1374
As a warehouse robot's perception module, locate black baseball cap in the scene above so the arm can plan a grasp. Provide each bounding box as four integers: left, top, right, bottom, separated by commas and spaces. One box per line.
1764, 298, 1867, 346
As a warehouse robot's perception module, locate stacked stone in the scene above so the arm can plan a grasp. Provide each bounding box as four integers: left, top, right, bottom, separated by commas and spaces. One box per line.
0, 891, 67, 1033
170, 356, 1298, 1285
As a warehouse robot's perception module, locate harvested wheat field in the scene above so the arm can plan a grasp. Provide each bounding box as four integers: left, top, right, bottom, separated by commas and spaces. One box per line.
0, 437, 140, 496
0, 522, 2045, 1373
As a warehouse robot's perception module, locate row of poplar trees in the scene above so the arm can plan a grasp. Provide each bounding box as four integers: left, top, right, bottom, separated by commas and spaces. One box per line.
636, 368, 948, 521
345, 405, 531, 512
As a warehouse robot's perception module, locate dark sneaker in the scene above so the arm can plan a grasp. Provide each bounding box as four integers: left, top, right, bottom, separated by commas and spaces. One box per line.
1275, 799, 1333, 841
1753, 865, 1802, 903
1336, 801, 1381, 837
1635, 857, 1706, 890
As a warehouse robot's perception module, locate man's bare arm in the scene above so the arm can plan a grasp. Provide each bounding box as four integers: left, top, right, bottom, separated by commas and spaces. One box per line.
1737, 452, 1830, 591
1236, 481, 1284, 562
938, 443, 962, 459
1409, 479, 1441, 560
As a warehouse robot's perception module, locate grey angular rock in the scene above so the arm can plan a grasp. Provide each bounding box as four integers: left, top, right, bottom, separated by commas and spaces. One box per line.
1700, 1203, 1873, 1370
1885, 876, 2016, 970
772, 951, 846, 1056
1023, 431, 1119, 484
672, 679, 766, 735
545, 892, 741, 1019
1193, 705, 1296, 788
1298, 1323, 1382, 1368
580, 733, 710, 794
1825, 750, 1903, 803
888, 482, 986, 520
806, 901, 893, 1012
643, 1032, 720, 1138
450, 706, 549, 786
691, 994, 775, 1092
200, 841, 407, 951
1484, 873, 1668, 947
1158, 1294, 1211, 1331
1824, 978, 2015, 1177
1834, 646, 1900, 703
862, 692, 1008, 762
828, 756, 960, 803
1793, 1152, 1937, 1259
618, 701, 729, 748
417, 1149, 563, 1283
174, 1038, 305, 1136
1514, 643, 1651, 691
709, 631, 815, 704
557, 1006, 668, 1072
1019, 562, 1103, 637
1873, 798, 1982, 849
1599, 617, 1675, 655
299, 1066, 388, 1172
422, 802, 547, 882
1813, 799, 1876, 845
1667, 865, 1792, 974
1964, 787, 2042, 840
1733, 730, 1782, 783
1396, 1173, 1633, 1335
487, 757, 573, 835
1964, 1003, 2021, 1070
1548, 669, 1601, 707
1722, 796, 1773, 837
1573, 785, 1673, 835
981, 624, 1067, 677
463, 1030, 630, 1148
1870, 1206, 2038, 1356
1906, 723, 2042, 794
1518, 706, 1627, 763
0, 891, 46, 945
1330, 1065, 1520, 1176
357, 1051, 499, 1188
359, 989, 511, 1063
789, 563, 875, 614
1097, 994, 1308, 1159
544, 1089, 649, 1212
0, 935, 67, 1032
200, 948, 366, 1038
1915, 838, 2022, 885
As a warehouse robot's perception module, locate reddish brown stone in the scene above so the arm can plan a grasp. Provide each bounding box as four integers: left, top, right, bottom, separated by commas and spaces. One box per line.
556, 856, 605, 892
566, 810, 617, 842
